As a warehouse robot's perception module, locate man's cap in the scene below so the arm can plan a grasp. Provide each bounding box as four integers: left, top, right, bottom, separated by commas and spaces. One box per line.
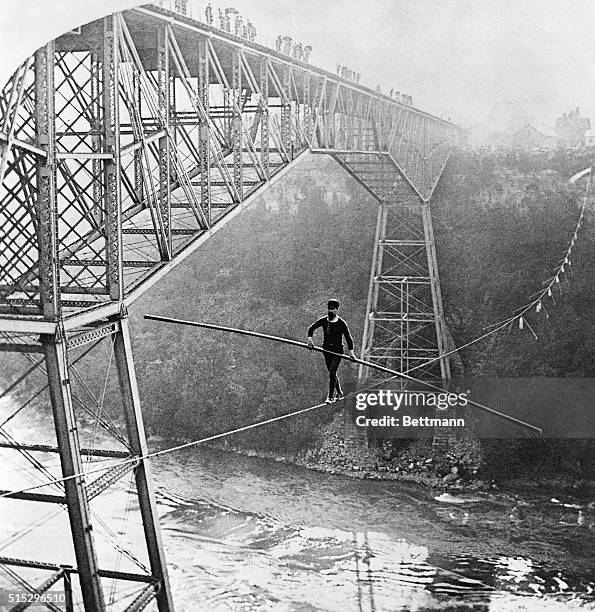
327, 299, 340, 310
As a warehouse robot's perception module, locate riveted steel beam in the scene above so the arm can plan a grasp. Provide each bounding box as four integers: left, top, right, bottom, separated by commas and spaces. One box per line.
103, 16, 123, 299
157, 24, 172, 259
113, 313, 174, 612
35, 42, 60, 320
42, 330, 105, 610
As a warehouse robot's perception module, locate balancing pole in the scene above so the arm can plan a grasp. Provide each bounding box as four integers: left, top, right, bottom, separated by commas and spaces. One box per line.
144, 314, 542, 435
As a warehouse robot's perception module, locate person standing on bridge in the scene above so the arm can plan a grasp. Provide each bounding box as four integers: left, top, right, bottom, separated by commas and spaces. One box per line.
205, 3, 213, 25
307, 299, 356, 403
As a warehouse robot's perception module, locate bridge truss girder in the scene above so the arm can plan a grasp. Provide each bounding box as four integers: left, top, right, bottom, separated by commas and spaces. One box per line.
0, 6, 457, 322
0, 5, 458, 610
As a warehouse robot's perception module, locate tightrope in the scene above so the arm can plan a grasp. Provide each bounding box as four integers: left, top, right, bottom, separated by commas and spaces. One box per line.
0, 315, 543, 501
144, 314, 542, 434
0, 394, 353, 501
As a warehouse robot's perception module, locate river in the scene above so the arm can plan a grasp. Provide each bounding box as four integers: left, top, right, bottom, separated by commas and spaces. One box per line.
0, 410, 593, 611
150, 447, 594, 611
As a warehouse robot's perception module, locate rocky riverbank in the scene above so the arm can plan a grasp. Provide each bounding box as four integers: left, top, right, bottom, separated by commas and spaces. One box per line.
198, 412, 594, 500
206, 412, 493, 492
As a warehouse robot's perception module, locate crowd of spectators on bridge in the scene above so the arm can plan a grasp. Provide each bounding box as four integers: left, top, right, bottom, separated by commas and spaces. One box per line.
206, 5, 314, 62
204, 5, 257, 41
202, 4, 423, 102
373, 85, 413, 106
336, 64, 361, 84
275, 36, 312, 63
390, 89, 413, 106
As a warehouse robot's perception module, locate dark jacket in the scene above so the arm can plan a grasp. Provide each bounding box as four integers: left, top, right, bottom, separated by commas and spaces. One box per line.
307, 316, 354, 351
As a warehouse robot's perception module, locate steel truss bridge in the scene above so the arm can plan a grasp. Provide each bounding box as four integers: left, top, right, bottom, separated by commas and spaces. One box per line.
0, 4, 458, 610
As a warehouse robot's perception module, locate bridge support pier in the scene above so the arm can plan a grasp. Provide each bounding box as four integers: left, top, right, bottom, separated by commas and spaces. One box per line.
0, 314, 174, 611
330, 161, 454, 450
112, 313, 174, 612
42, 330, 105, 611
353, 195, 453, 449
357, 199, 451, 385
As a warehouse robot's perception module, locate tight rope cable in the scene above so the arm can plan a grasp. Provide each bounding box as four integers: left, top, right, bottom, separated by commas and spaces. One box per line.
0, 320, 542, 503
0, 397, 349, 501
143, 314, 541, 434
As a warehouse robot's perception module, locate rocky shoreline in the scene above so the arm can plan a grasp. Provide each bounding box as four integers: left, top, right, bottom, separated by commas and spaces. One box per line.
206, 413, 493, 492
149, 413, 593, 497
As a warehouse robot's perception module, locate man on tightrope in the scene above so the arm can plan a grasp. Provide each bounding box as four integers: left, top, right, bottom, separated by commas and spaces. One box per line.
307, 299, 357, 404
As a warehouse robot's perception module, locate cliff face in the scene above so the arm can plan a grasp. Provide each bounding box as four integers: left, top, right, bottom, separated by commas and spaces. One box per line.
433, 147, 594, 380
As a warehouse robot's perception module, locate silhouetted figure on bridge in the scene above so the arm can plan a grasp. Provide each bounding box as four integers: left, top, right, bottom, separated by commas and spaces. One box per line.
308, 299, 356, 403
223, 7, 236, 32
282, 35, 292, 55
205, 3, 213, 25
234, 15, 243, 37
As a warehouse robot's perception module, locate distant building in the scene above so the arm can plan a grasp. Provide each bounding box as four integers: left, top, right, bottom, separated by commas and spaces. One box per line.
470, 99, 546, 148
554, 108, 591, 147
511, 124, 558, 150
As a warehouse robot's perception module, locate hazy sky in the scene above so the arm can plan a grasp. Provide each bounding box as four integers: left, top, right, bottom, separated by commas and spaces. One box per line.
1, 0, 594, 128
190, 0, 595, 127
